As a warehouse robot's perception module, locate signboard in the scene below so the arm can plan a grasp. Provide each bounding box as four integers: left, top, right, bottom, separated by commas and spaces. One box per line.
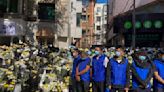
124, 33, 162, 47
114, 13, 164, 33
0, 19, 24, 36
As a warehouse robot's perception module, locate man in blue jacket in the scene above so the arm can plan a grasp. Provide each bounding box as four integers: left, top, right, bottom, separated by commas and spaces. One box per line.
106, 46, 130, 92
91, 46, 109, 92
131, 50, 154, 92
71, 49, 81, 92
153, 51, 164, 92
76, 51, 91, 92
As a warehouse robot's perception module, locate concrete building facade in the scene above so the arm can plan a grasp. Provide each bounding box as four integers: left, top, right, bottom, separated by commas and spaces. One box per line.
0, 0, 82, 49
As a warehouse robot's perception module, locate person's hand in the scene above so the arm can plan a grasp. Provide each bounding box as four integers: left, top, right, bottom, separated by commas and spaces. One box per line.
76, 72, 79, 76
124, 88, 129, 92
162, 80, 164, 84
76, 76, 80, 82
108, 85, 111, 90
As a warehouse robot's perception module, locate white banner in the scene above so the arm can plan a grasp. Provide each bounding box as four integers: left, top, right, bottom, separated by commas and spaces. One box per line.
0, 19, 25, 36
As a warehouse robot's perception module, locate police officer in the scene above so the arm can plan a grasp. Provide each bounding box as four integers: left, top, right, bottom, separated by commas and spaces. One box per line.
71, 49, 81, 92
153, 51, 164, 92
91, 46, 109, 92
106, 46, 130, 92
76, 51, 91, 92
131, 50, 154, 92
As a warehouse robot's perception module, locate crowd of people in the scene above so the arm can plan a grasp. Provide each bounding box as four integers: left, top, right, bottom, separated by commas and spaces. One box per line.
0, 43, 163, 92
70, 46, 164, 92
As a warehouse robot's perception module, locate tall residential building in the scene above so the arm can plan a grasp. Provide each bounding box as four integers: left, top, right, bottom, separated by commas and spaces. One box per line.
81, 0, 95, 48
107, 0, 164, 47
94, 0, 107, 45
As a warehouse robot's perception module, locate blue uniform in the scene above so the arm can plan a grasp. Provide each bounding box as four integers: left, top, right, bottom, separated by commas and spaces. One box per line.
110, 58, 129, 87
132, 61, 151, 89
71, 55, 81, 78
78, 57, 91, 82
154, 59, 164, 88
92, 54, 106, 82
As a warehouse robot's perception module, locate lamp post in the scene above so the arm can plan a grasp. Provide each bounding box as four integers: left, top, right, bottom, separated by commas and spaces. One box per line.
132, 0, 136, 48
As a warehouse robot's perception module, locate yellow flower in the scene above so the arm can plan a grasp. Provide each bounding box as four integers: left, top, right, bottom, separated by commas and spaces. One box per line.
9, 87, 14, 91
3, 84, 9, 88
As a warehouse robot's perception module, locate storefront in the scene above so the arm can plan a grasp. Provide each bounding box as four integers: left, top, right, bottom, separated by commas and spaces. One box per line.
113, 13, 164, 47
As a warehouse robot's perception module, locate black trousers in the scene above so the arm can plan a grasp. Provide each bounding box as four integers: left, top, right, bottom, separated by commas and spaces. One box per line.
111, 88, 125, 92
92, 81, 105, 92
71, 77, 79, 92
132, 88, 151, 92
77, 81, 90, 92
154, 88, 164, 92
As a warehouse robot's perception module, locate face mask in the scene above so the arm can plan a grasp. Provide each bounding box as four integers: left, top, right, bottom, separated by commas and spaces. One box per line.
81, 58, 86, 60
87, 51, 92, 55
116, 51, 121, 57
95, 51, 100, 55
139, 55, 146, 61
72, 53, 77, 57
162, 56, 164, 61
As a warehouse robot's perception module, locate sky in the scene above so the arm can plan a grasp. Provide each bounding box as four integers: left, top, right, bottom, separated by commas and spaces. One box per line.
96, 0, 108, 3
82, 0, 108, 7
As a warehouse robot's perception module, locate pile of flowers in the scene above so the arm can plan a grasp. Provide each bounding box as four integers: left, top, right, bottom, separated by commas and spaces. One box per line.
0, 44, 73, 92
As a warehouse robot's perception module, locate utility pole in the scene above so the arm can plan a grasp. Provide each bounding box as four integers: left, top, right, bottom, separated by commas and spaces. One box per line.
68, 0, 72, 48
132, 0, 136, 48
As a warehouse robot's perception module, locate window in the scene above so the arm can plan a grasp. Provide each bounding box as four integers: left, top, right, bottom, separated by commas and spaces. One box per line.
105, 16, 107, 20
38, 3, 55, 20
97, 16, 101, 22
0, 0, 7, 13
96, 35, 101, 40
104, 24, 107, 28
82, 15, 89, 21
0, 0, 18, 13
9, 0, 18, 13
82, 30, 86, 35
76, 13, 81, 27
103, 5, 107, 12
81, 15, 86, 21
97, 7, 101, 12
96, 26, 101, 30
